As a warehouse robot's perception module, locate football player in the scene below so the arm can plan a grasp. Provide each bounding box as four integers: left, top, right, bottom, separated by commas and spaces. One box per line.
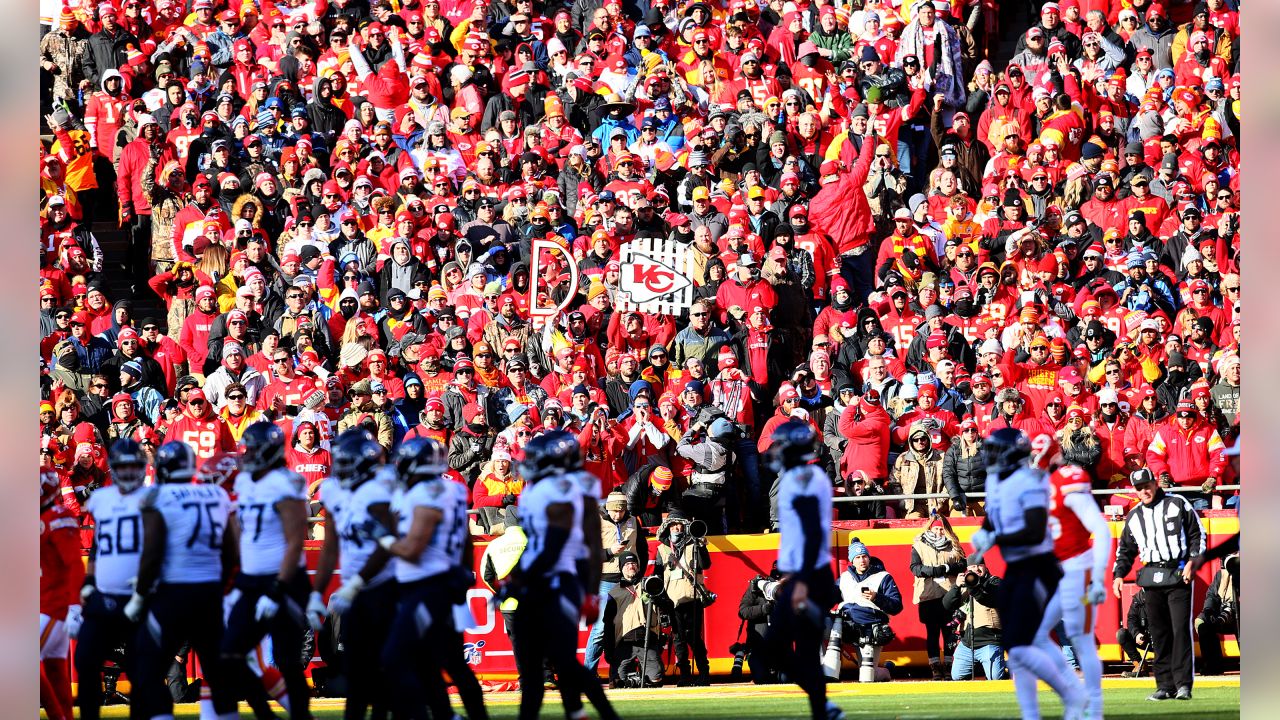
40, 466, 83, 720
222, 422, 312, 719
971, 429, 1086, 720
312, 430, 398, 720
505, 430, 621, 720
1046, 464, 1113, 718
126, 441, 238, 720
768, 420, 846, 720
379, 437, 490, 720
75, 439, 147, 720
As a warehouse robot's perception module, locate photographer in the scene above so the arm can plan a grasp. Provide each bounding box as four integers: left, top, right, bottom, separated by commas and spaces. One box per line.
1117, 589, 1151, 678
942, 563, 1006, 681
734, 565, 783, 684
621, 460, 680, 527
675, 416, 736, 533
1195, 553, 1239, 676
601, 552, 666, 688
655, 512, 713, 686
585, 492, 650, 675
833, 540, 903, 682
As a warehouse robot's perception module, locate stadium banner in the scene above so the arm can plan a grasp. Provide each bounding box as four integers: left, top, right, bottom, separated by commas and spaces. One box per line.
617, 236, 695, 316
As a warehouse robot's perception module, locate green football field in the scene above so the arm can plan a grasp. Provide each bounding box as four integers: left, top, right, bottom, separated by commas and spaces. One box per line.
89, 677, 1240, 719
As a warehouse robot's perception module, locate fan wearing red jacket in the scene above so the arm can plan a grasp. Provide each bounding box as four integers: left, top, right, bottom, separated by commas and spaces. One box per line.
1145, 399, 1228, 506
286, 420, 332, 500
40, 468, 84, 720
838, 389, 892, 483
892, 384, 961, 452
165, 388, 238, 460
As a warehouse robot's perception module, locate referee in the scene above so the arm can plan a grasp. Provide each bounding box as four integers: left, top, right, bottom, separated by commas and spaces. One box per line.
1112, 468, 1206, 701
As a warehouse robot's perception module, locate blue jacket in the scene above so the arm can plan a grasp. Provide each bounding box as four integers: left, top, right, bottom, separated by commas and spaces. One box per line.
839, 557, 904, 625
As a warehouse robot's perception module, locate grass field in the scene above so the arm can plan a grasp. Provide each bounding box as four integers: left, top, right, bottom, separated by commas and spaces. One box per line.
90, 677, 1240, 719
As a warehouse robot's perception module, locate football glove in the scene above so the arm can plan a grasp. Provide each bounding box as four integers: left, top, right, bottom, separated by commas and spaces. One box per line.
970, 528, 995, 554
305, 591, 326, 632
254, 594, 280, 621
65, 604, 83, 639
1086, 580, 1107, 606
327, 575, 365, 616
124, 592, 146, 623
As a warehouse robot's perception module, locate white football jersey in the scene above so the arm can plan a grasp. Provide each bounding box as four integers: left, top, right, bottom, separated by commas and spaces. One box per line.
517, 473, 584, 578
986, 465, 1054, 563
320, 475, 395, 587
776, 465, 833, 575
393, 478, 468, 583
85, 485, 147, 595
141, 483, 233, 584
566, 469, 602, 562
234, 468, 308, 576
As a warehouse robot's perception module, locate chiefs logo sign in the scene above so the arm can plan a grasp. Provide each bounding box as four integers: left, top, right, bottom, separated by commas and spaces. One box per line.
619, 238, 695, 316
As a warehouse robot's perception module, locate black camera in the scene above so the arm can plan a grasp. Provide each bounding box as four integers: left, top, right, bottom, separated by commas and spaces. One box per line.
729, 642, 748, 680
964, 571, 980, 587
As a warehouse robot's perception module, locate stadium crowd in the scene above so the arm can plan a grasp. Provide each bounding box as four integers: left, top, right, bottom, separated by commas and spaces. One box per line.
39, 0, 1241, 531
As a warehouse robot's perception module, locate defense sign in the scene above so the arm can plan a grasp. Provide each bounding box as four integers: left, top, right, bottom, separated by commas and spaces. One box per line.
618, 236, 695, 316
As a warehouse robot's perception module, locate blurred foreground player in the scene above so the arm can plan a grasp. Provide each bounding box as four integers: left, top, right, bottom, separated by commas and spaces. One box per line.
1043, 464, 1112, 717
970, 429, 1086, 720
504, 430, 621, 720
41, 466, 83, 720
768, 420, 846, 720
311, 430, 398, 720
380, 437, 489, 720
126, 441, 239, 720
76, 439, 147, 720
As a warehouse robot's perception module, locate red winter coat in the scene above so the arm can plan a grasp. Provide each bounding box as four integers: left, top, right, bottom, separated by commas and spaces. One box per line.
838, 401, 891, 480
1145, 418, 1227, 486
116, 138, 176, 216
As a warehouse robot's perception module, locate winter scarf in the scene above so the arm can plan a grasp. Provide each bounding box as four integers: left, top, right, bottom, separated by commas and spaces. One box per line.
896, 18, 967, 108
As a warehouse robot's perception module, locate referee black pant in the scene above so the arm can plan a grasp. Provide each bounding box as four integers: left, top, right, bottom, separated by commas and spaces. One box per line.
1145, 583, 1194, 692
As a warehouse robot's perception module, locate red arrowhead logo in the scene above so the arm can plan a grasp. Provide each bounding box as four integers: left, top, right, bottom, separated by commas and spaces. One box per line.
623, 254, 691, 304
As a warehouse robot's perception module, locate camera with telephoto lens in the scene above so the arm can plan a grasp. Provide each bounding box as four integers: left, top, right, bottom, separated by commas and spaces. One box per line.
963, 571, 981, 587
640, 575, 665, 599
729, 642, 748, 680
755, 576, 780, 602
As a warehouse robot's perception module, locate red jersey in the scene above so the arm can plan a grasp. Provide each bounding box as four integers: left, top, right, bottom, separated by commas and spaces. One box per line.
258, 375, 321, 412
166, 412, 238, 460
1049, 465, 1094, 561
40, 503, 84, 619
286, 445, 332, 498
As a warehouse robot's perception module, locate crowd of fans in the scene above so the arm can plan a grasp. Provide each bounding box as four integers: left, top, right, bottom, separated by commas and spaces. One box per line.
39, 0, 1242, 539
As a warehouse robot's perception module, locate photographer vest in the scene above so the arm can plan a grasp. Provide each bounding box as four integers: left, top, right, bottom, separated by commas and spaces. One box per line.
960, 596, 1001, 633
912, 537, 963, 604
657, 542, 702, 606
608, 582, 661, 641
600, 514, 640, 578
840, 569, 890, 612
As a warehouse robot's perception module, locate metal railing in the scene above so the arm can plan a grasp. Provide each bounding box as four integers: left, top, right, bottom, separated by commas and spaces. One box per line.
832, 485, 1240, 503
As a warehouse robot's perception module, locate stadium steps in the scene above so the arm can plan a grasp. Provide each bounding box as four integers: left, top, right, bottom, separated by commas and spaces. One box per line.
91, 220, 163, 319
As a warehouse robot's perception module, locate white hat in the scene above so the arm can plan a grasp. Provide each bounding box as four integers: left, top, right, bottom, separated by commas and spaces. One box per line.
979, 339, 1002, 356
1096, 387, 1119, 405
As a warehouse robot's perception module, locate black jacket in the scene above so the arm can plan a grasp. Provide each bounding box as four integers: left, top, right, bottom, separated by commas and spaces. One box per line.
942, 572, 1002, 650
943, 442, 985, 504
85, 27, 138, 85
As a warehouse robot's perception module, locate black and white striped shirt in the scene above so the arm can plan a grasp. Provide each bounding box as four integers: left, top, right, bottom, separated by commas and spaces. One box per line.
1113, 491, 1206, 579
